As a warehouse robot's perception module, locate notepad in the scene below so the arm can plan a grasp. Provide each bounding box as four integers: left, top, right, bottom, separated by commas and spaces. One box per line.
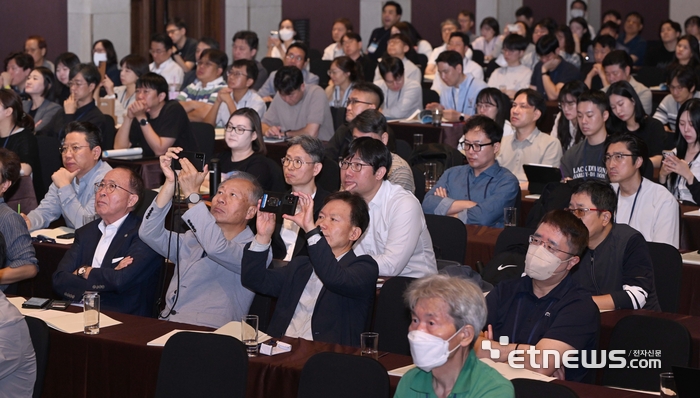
146, 321, 272, 347
30, 226, 75, 245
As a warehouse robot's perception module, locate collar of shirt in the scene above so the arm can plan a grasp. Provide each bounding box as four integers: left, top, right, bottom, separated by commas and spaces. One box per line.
410, 350, 481, 394
468, 161, 501, 180
517, 272, 573, 301
152, 58, 176, 72
190, 76, 225, 90
368, 180, 392, 210
514, 127, 541, 145
98, 212, 130, 235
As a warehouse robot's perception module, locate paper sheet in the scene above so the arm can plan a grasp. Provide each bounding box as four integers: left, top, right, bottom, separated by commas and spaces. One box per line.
147, 329, 211, 346
682, 251, 700, 265
146, 321, 272, 347
684, 209, 700, 217
30, 226, 75, 245
215, 128, 225, 140
9, 297, 121, 333
388, 364, 416, 377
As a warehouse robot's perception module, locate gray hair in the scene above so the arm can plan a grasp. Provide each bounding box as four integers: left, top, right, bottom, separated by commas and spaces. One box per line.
287, 135, 325, 163
223, 170, 263, 204
405, 274, 487, 333
441, 18, 459, 29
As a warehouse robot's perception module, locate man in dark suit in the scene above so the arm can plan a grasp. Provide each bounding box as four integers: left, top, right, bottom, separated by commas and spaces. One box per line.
243, 191, 378, 347
271, 135, 330, 260
52, 167, 162, 316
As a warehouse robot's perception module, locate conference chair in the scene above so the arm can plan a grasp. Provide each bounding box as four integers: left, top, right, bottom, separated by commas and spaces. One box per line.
647, 242, 683, 313
261, 57, 284, 75
35, 135, 62, 196
25, 317, 50, 398
315, 155, 341, 192
373, 276, 414, 356
310, 59, 331, 88
424, 214, 467, 264
297, 352, 390, 398
190, 122, 216, 162
601, 315, 690, 392
154, 332, 248, 398
421, 88, 439, 108
395, 139, 412, 162
511, 378, 578, 398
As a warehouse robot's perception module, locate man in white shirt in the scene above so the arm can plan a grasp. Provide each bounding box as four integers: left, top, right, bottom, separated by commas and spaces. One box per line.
376, 57, 422, 120
426, 19, 459, 75
341, 137, 437, 278
177, 48, 227, 122
205, 59, 267, 127
487, 34, 532, 98
426, 50, 487, 122
149, 33, 184, 91
602, 50, 652, 114
497, 89, 562, 185
374, 34, 422, 86
430, 32, 483, 95
606, 133, 679, 248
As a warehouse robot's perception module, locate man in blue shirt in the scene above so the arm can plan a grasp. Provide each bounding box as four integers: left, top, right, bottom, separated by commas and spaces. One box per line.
426, 50, 487, 122
422, 115, 519, 227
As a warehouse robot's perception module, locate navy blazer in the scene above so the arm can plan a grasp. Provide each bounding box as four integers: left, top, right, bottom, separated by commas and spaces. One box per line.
242, 236, 378, 347
270, 187, 331, 260
52, 213, 163, 317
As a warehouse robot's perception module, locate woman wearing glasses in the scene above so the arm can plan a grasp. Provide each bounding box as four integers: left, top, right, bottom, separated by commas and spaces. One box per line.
325, 56, 361, 108
458, 88, 512, 155
660, 98, 700, 204
204, 59, 266, 127
215, 108, 285, 192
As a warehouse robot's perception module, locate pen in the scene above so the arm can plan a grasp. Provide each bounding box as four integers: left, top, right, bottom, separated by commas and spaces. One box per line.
17, 204, 20, 214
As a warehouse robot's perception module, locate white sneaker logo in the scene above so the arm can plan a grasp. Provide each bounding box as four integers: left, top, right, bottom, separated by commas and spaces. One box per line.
497, 264, 517, 271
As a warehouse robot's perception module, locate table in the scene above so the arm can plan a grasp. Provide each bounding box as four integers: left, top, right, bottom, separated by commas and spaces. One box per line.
464, 225, 503, 267
105, 157, 163, 189
388, 122, 465, 148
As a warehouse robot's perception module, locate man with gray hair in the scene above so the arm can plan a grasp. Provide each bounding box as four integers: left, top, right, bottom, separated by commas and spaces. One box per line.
140, 147, 268, 328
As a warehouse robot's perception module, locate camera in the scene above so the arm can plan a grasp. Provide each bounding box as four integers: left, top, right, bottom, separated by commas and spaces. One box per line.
171, 151, 206, 172
259, 192, 299, 216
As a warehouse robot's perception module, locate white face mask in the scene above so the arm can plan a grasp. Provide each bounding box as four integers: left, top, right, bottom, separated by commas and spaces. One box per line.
93, 52, 108, 66
524, 244, 570, 281
279, 28, 295, 42
570, 9, 585, 19
408, 327, 463, 372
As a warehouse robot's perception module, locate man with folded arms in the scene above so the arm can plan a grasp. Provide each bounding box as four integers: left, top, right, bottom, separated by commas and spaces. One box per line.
140, 147, 267, 328
243, 191, 378, 346
52, 168, 161, 316
23, 121, 112, 231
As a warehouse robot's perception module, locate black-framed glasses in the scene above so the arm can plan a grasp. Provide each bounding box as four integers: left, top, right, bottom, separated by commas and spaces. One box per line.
225, 124, 255, 135
281, 157, 316, 169
529, 235, 575, 256
59, 145, 90, 154
94, 182, 135, 195
228, 71, 248, 78
565, 207, 603, 218
604, 153, 634, 163
461, 141, 495, 152
339, 160, 371, 172
346, 98, 374, 106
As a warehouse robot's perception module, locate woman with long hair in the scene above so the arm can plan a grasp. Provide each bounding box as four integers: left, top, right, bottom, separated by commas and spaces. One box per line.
100, 54, 149, 125
607, 80, 666, 166
552, 81, 588, 152
555, 26, 581, 68
22, 66, 61, 135
569, 17, 592, 58
325, 56, 360, 108
92, 39, 121, 86
659, 98, 700, 204
54, 52, 80, 103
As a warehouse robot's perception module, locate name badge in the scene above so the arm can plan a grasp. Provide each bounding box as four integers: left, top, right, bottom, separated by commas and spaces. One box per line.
367, 42, 378, 54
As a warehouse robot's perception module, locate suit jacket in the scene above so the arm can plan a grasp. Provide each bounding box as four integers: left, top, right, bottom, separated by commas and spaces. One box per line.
22, 99, 62, 135
52, 212, 163, 316
270, 187, 331, 260
242, 236, 378, 347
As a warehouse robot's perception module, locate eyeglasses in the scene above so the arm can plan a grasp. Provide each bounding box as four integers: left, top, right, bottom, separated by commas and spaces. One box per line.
196, 60, 216, 68
461, 141, 495, 152
346, 98, 373, 106
94, 182, 135, 195
327, 69, 344, 76
281, 157, 316, 169
604, 153, 634, 163
476, 102, 496, 110
285, 54, 305, 62
149, 49, 167, 55
228, 71, 248, 78
565, 207, 603, 218
67, 80, 86, 88
529, 235, 575, 256
225, 124, 255, 135
59, 145, 90, 154
339, 160, 371, 172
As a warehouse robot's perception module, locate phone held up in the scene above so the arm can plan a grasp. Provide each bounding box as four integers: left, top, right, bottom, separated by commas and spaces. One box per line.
259, 192, 299, 217
171, 151, 206, 172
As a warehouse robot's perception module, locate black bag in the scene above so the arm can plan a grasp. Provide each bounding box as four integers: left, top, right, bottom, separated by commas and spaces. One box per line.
409, 143, 466, 177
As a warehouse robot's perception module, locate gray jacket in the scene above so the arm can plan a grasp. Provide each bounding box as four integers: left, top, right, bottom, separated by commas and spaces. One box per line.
23, 99, 62, 135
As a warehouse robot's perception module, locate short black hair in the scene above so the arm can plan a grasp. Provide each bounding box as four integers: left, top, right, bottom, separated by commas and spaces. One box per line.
603, 10, 622, 21
535, 34, 559, 56
274, 66, 304, 95
660, 19, 682, 35
0, 148, 21, 185
4, 52, 33, 71
323, 191, 370, 236
686, 16, 700, 30
231, 59, 259, 83
626, 11, 644, 27
198, 37, 220, 50
345, 136, 392, 178
515, 6, 533, 19
64, 121, 102, 149
480, 17, 500, 34
55, 52, 80, 71
503, 34, 529, 51
69, 63, 101, 88
539, 210, 589, 256
571, 0, 587, 11
233, 30, 259, 52
351, 82, 384, 108
167, 17, 187, 30
668, 65, 697, 91
572, 180, 617, 215
388, 33, 412, 48
350, 109, 387, 136
150, 33, 174, 50
124, 167, 146, 210
600, 21, 620, 35
200, 49, 228, 72
536, 18, 559, 35
514, 88, 546, 118
119, 54, 150, 78
287, 42, 309, 60
342, 32, 362, 43
448, 31, 470, 47
136, 72, 169, 96
459, 10, 474, 20
577, 89, 610, 115
593, 34, 617, 50
435, 50, 463, 69
383, 1, 402, 15
378, 56, 404, 79
602, 50, 633, 70
463, 115, 504, 143
605, 132, 648, 170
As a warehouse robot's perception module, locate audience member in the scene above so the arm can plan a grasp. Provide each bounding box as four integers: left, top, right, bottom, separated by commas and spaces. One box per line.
467, 88, 514, 145
180, 37, 219, 90
560, 90, 610, 180
423, 116, 518, 227
497, 89, 562, 184
596, 21, 629, 53
426, 19, 460, 75
262, 66, 333, 141
654, 66, 700, 133
567, 180, 660, 311
341, 137, 436, 277
426, 51, 486, 122
177, 49, 227, 122
101, 54, 149, 125
25, 35, 53, 70
341, 32, 377, 82
472, 17, 500, 62
148, 33, 184, 90
375, 57, 422, 120
24, 121, 111, 231
206, 59, 266, 127
516, 6, 535, 28
619, 12, 647, 65
258, 42, 319, 99
395, 274, 514, 398
603, 10, 623, 26
523, 18, 559, 69
243, 190, 377, 346
552, 81, 588, 152
530, 34, 580, 100
0, 288, 36, 397
367, 1, 402, 61
140, 148, 266, 328
458, 10, 478, 44
660, 98, 700, 204
322, 18, 353, 61
53, 168, 161, 316
232, 30, 268, 91
667, 35, 700, 79
476, 210, 598, 382
569, 17, 593, 58
53, 63, 110, 141
487, 34, 532, 98
493, 21, 536, 70
584, 34, 617, 90
2, 52, 33, 95
555, 26, 582, 68
54, 52, 80, 104
430, 32, 483, 95
602, 50, 652, 114
22, 66, 61, 135
114, 72, 197, 157
686, 16, 700, 41
373, 34, 422, 86
391, 21, 433, 59
166, 18, 198, 72
92, 40, 122, 87
267, 19, 298, 60
326, 56, 359, 108
0, 148, 38, 291
0, 89, 41, 197
350, 109, 414, 192
646, 20, 682, 69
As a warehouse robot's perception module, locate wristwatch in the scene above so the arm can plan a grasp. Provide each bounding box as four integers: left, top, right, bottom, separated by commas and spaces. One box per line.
78, 266, 88, 278
186, 193, 202, 204
139, 118, 149, 126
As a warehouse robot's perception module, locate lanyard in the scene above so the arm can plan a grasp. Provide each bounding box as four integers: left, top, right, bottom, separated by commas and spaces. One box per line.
452, 77, 474, 114
333, 84, 353, 107
615, 179, 643, 224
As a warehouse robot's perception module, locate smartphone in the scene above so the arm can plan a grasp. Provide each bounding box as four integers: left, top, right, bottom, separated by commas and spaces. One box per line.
23, 297, 50, 309
507, 24, 519, 33
57, 233, 75, 239
259, 192, 299, 217
270, 30, 279, 39
662, 151, 675, 159
172, 151, 206, 172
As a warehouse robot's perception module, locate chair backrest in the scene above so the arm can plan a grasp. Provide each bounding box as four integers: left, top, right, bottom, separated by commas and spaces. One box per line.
424, 214, 467, 264
647, 242, 683, 313
511, 378, 578, 398
310, 59, 331, 88
412, 165, 426, 203
634, 66, 666, 88
155, 332, 248, 398
471, 50, 485, 67
394, 139, 412, 162
422, 88, 440, 108
315, 155, 340, 192
261, 57, 284, 75
330, 106, 346, 131
601, 315, 691, 391
35, 135, 62, 195
5, 175, 38, 214
101, 114, 116, 150
24, 317, 50, 398
190, 122, 216, 162
298, 352, 390, 398
373, 276, 415, 356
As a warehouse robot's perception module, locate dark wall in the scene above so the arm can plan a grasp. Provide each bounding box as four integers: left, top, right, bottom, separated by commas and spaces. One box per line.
411, 0, 476, 47
0, 0, 68, 65
601, 0, 670, 41
283, 0, 360, 53
523, 0, 567, 29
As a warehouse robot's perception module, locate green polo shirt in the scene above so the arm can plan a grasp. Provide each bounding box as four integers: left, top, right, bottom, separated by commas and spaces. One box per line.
394, 350, 514, 398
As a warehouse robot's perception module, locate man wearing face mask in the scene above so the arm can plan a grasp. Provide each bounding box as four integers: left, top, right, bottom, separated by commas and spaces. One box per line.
475, 210, 599, 382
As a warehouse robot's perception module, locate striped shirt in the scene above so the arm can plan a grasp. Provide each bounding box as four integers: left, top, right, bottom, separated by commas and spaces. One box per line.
177, 76, 226, 103
0, 198, 38, 291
